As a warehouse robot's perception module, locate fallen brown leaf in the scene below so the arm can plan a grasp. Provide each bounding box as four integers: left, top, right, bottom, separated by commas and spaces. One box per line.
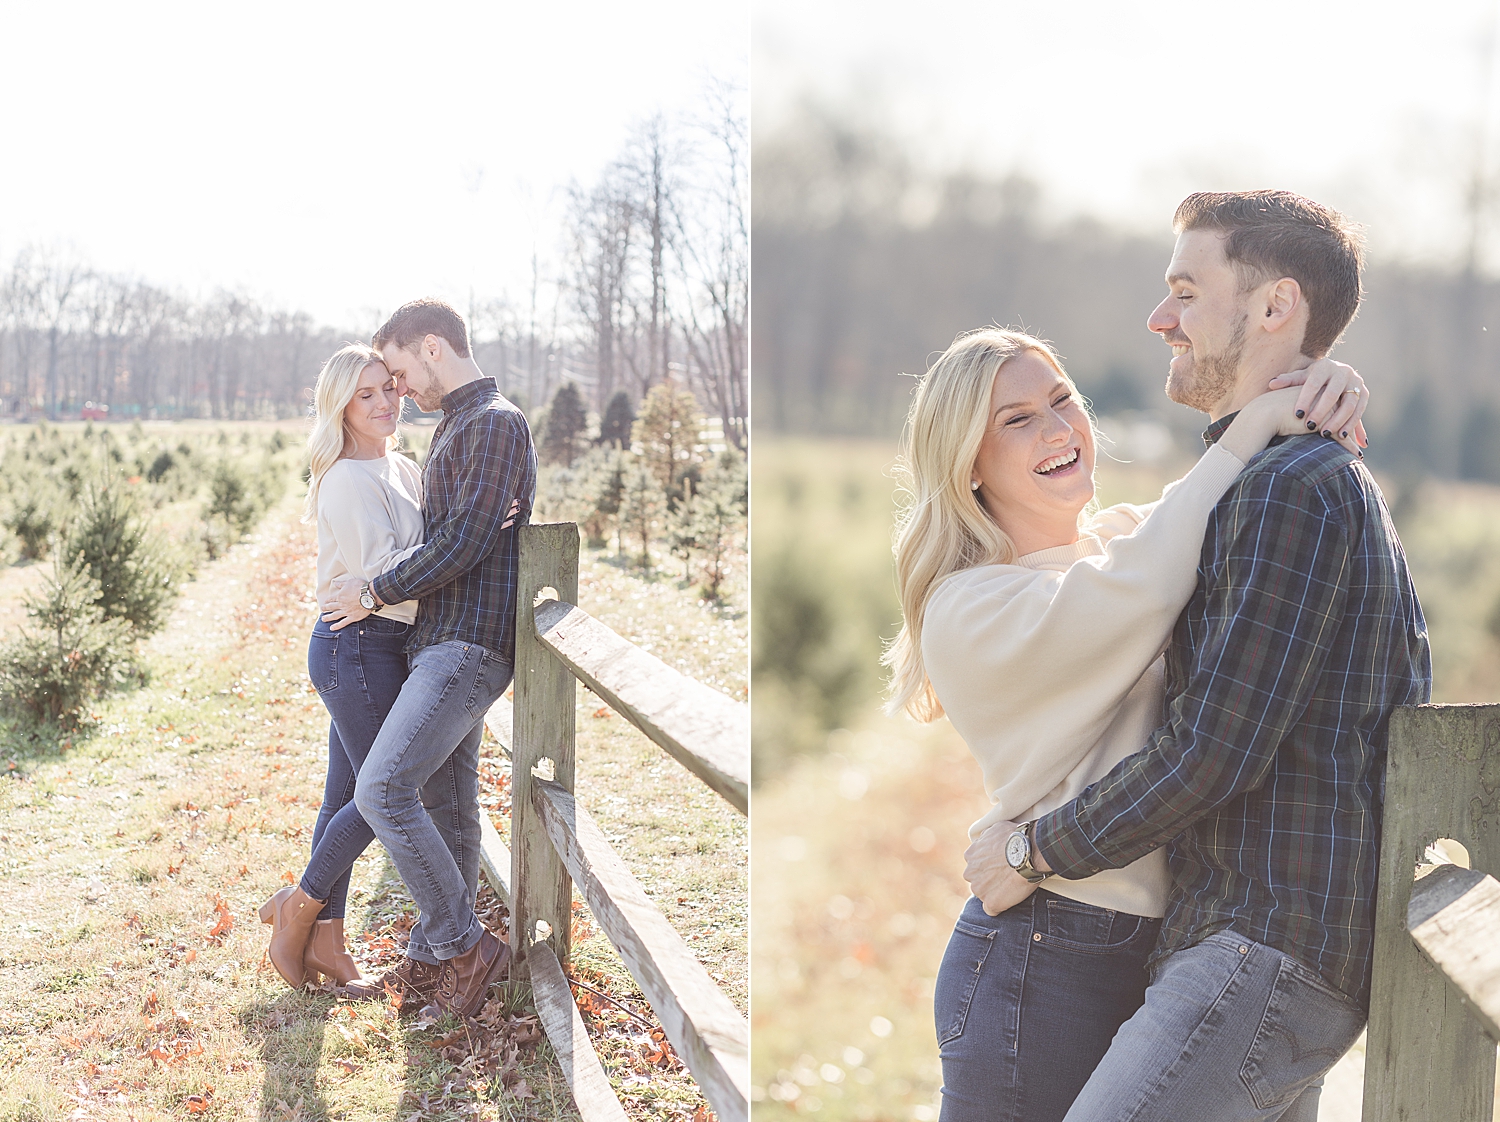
183, 1085, 213, 1113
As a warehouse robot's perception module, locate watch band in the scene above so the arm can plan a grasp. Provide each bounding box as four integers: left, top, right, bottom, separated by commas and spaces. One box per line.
1009, 820, 1052, 884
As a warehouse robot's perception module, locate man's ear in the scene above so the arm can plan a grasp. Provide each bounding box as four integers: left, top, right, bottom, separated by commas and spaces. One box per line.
422, 333, 443, 362
1261, 277, 1303, 336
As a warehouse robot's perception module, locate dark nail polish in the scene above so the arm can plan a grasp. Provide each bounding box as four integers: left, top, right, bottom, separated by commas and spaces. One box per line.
1306, 421, 1317, 431
1295, 409, 1305, 419
1341, 431, 1348, 439
1322, 430, 1332, 438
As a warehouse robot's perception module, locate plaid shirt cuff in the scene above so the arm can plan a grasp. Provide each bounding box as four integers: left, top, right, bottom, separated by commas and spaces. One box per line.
1033, 802, 1110, 880
370, 571, 404, 608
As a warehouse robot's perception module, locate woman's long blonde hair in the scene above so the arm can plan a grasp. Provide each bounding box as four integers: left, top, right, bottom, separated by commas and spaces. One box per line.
302, 343, 400, 522
882, 328, 1095, 721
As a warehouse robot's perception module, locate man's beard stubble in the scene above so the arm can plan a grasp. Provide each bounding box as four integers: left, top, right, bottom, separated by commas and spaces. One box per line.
413, 356, 443, 411
1166, 312, 1248, 414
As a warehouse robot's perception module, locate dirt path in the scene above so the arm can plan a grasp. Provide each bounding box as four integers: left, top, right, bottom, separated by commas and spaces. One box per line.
0, 495, 745, 1121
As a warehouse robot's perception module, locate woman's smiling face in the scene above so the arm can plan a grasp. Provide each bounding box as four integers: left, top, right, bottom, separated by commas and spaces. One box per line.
971, 349, 1097, 553
343, 361, 399, 452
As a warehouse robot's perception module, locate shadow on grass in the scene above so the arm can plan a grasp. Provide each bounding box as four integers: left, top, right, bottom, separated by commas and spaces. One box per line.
238, 989, 336, 1122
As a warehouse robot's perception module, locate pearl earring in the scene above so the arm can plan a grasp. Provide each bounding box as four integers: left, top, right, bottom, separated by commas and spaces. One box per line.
971, 480, 980, 492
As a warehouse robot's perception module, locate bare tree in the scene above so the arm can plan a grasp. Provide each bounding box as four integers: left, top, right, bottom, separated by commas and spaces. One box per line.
20, 248, 90, 419
567, 174, 634, 411
674, 79, 749, 450
0, 256, 42, 412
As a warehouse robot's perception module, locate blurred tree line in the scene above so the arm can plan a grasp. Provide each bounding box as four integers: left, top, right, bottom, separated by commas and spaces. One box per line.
754, 105, 1500, 480
0, 88, 746, 446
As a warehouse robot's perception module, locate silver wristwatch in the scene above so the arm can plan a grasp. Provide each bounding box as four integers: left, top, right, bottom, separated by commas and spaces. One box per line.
359, 582, 377, 611
1005, 821, 1052, 884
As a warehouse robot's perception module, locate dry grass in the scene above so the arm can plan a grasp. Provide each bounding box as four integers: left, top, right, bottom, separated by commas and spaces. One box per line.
0, 482, 746, 1120
751, 717, 984, 1120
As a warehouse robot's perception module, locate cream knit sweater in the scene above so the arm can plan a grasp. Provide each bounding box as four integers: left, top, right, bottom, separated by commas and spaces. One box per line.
921, 443, 1247, 918
316, 454, 425, 626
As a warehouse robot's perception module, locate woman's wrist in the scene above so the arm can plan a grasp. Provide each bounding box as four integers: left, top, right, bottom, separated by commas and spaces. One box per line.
1215, 400, 1277, 465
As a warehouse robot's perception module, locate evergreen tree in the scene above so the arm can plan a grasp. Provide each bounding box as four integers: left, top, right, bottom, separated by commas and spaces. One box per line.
0, 555, 130, 728
669, 490, 700, 580
3, 492, 57, 560
71, 477, 181, 635
598, 391, 636, 449
582, 450, 627, 551
631, 382, 703, 507
542, 382, 588, 465
692, 450, 747, 600
620, 461, 665, 569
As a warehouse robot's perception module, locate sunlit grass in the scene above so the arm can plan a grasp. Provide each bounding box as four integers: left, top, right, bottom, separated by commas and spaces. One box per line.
0, 467, 745, 1120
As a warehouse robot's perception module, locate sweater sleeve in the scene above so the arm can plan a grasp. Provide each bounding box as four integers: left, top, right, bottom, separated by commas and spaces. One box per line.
923, 443, 1246, 832
1033, 466, 1352, 877
319, 466, 418, 584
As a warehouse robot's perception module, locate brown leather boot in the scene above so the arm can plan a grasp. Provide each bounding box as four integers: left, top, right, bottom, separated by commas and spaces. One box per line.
345, 956, 442, 1005
260, 886, 325, 989
303, 918, 378, 989
417, 930, 512, 1021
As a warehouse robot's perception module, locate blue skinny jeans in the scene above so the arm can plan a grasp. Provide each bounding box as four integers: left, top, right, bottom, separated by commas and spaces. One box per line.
301, 615, 462, 920
934, 890, 1161, 1122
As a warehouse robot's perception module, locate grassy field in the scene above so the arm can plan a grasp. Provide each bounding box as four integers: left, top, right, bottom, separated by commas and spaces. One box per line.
749, 435, 1500, 1120
0, 422, 746, 1121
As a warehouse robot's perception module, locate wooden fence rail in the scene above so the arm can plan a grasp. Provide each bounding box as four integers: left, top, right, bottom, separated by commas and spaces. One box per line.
1365, 704, 1500, 1121
477, 523, 749, 1122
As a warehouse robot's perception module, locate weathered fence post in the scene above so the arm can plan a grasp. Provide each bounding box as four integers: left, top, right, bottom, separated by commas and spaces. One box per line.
1364, 704, 1500, 1121
510, 522, 580, 978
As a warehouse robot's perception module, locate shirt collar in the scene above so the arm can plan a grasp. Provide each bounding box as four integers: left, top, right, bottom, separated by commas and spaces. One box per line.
439, 376, 499, 415
1203, 412, 1238, 448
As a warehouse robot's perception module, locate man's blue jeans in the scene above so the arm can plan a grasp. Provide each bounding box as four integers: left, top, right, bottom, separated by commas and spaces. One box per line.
1062, 931, 1366, 1122
353, 640, 511, 963
935, 890, 1161, 1121
302, 615, 471, 921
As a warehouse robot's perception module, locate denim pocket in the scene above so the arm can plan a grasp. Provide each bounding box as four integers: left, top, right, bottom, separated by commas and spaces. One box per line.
308, 634, 338, 695
1239, 955, 1365, 1110
1037, 896, 1147, 953
465, 649, 512, 720
935, 919, 998, 1046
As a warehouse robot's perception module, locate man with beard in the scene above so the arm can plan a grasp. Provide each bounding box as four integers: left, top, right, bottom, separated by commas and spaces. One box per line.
322, 298, 536, 1020
965, 191, 1431, 1120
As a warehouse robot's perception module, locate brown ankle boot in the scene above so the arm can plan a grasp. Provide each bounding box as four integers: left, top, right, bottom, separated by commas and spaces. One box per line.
345, 955, 441, 1005
303, 918, 377, 989
261, 886, 325, 988
417, 930, 512, 1021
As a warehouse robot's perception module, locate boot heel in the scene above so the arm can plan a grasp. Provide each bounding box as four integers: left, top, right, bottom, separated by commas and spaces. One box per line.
260, 885, 296, 925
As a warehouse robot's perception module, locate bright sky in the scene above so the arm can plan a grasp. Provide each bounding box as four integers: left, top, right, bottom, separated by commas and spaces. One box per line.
0, 1, 747, 328
755, 0, 1500, 267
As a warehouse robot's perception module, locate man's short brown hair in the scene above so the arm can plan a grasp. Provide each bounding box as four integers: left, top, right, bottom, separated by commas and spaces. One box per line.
1173, 190, 1365, 358
372, 298, 471, 359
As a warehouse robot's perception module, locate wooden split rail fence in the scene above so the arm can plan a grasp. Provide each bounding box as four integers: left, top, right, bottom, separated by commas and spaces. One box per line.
1365, 704, 1500, 1120
476, 523, 749, 1122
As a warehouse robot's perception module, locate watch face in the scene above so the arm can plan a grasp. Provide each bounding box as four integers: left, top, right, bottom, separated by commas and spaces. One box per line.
360, 592, 376, 610
1005, 830, 1029, 870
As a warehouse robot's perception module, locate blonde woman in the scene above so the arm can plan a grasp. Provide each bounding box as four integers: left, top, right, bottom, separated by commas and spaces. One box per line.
884, 328, 1368, 1121
258, 343, 426, 991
